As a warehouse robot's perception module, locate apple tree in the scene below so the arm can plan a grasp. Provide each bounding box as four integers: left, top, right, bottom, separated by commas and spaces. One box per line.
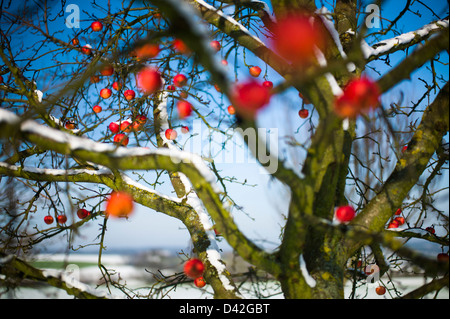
0, 0, 449, 299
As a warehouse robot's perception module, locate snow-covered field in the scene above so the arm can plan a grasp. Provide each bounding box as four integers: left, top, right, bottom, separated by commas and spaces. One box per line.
1, 253, 448, 299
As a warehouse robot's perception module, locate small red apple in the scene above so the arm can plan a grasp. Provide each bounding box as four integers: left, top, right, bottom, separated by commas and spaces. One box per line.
71, 38, 79, 46
165, 128, 177, 140
394, 216, 405, 226
167, 85, 176, 92
375, 286, 386, 296
120, 120, 131, 132
401, 145, 408, 153
109, 122, 120, 134
249, 66, 262, 77
93, 105, 102, 113
335, 205, 356, 223
91, 21, 103, 32
298, 108, 309, 119
173, 74, 188, 87
105, 191, 134, 218
221, 59, 228, 66
227, 105, 235, 115
114, 133, 129, 146
112, 81, 122, 90
135, 43, 160, 60
425, 226, 435, 234
57, 214, 67, 224
181, 126, 189, 134
194, 277, 207, 288
231, 80, 271, 119
124, 89, 136, 101
81, 44, 92, 55
334, 77, 380, 118
183, 258, 205, 279
388, 220, 399, 229
65, 120, 76, 130
136, 114, 147, 124
179, 91, 189, 99
262, 80, 273, 89
136, 67, 162, 95
100, 88, 112, 99
210, 40, 221, 52
395, 208, 402, 215
100, 64, 114, 76
77, 208, 90, 219
173, 39, 190, 54
44, 215, 54, 225
90, 75, 100, 83
177, 100, 192, 119
272, 12, 326, 66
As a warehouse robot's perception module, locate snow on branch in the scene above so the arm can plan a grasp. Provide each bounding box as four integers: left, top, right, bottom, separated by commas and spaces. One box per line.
194, 0, 266, 46
362, 18, 449, 60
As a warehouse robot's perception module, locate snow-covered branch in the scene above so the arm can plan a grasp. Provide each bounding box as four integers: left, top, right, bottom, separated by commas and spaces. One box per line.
362, 18, 449, 61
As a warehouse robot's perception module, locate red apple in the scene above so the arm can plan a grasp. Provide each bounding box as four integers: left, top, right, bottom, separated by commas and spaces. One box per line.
210, 40, 221, 52
231, 80, 271, 119
93, 105, 102, 113
165, 128, 177, 140
136, 114, 147, 124
100, 88, 112, 99
194, 277, 207, 288
262, 80, 273, 89
105, 191, 134, 218
177, 100, 192, 119
112, 81, 122, 90
183, 258, 205, 279
181, 126, 189, 134
71, 38, 79, 46
124, 89, 136, 101
109, 122, 120, 134
136, 67, 162, 95
77, 208, 90, 219
173, 39, 190, 54
227, 105, 235, 115
65, 120, 76, 130
425, 226, 435, 234
179, 91, 189, 99
298, 108, 309, 119
272, 12, 326, 66
394, 216, 405, 226
249, 66, 262, 77
167, 85, 176, 92
375, 286, 386, 296
221, 59, 228, 66
388, 220, 399, 229
173, 74, 188, 87
44, 215, 54, 225
135, 43, 160, 60
81, 44, 92, 55
90, 75, 100, 83
132, 121, 143, 132
57, 214, 67, 224
394, 208, 402, 215
335, 205, 356, 223
334, 77, 380, 118
120, 120, 131, 132
100, 64, 114, 76
91, 21, 103, 32
114, 133, 129, 146
401, 145, 408, 153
